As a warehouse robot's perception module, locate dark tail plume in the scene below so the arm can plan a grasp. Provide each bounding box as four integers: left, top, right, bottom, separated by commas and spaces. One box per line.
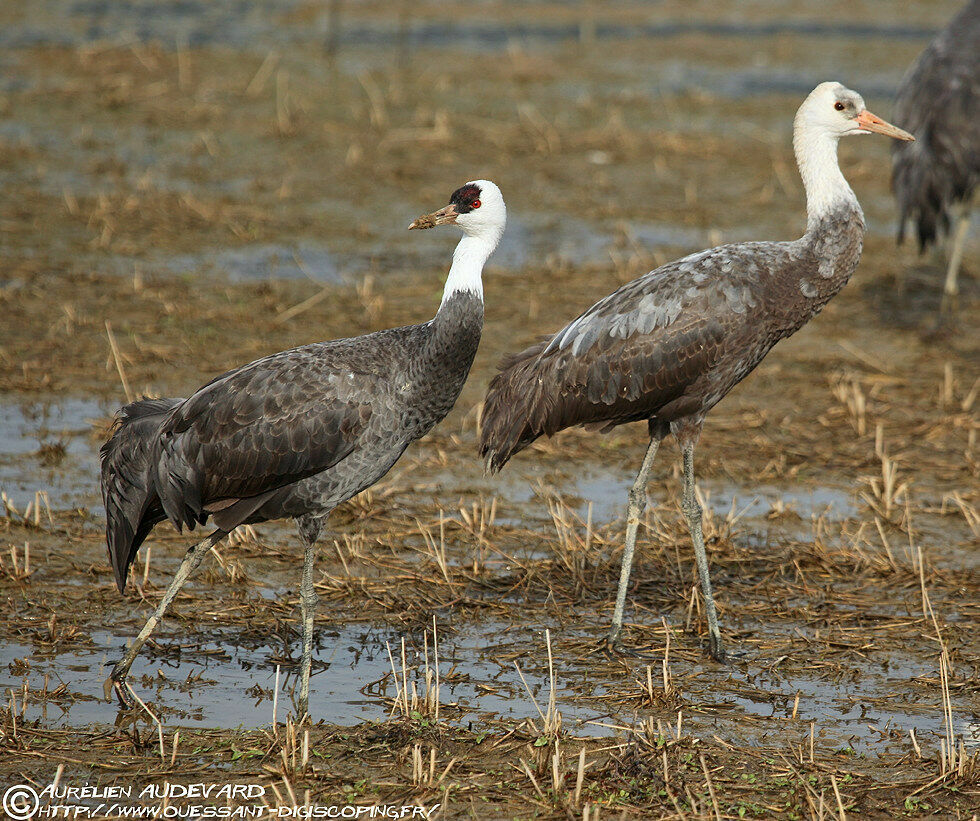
893, 134, 954, 251
100, 397, 180, 593
479, 341, 550, 474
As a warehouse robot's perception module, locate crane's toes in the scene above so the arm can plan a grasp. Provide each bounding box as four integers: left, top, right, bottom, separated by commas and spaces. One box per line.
115, 681, 136, 710
104, 673, 135, 709
601, 636, 622, 658
600, 633, 655, 661
601, 627, 625, 657
706, 636, 727, 664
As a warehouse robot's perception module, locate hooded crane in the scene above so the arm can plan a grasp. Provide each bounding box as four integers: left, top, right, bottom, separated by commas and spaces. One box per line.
891, 0, 978, 309
101, 180, 506, 717
480, 84, 912, 661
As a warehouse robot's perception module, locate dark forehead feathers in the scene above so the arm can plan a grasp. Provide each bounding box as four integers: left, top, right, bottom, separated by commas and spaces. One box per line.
450, 183, 482, 214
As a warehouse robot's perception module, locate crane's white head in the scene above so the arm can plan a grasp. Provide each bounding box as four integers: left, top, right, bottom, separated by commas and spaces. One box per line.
408, 180, 507, 247
411, 180, 507, 307
796, 82, 914, 142
794, 83, 913, 227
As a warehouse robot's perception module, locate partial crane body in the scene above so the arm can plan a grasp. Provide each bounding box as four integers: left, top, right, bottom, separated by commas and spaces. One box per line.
481, 84, 913, 660
891, 0, 979, 305
101, 181, 506, 717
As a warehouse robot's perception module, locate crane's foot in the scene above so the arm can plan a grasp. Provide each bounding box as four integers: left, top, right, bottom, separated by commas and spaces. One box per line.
601, 627, 655, 660
104, 665, 136, 709
605, 623, 622, 651
706, 631, 726, 664
602, 624, 630, 656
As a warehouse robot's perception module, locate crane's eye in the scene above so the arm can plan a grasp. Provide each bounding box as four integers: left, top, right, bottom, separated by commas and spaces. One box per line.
834, 102, 845, 111
471, 199, 481, 209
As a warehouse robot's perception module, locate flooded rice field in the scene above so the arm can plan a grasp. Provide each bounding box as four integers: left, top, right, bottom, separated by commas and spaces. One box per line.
1, 0, 978, 817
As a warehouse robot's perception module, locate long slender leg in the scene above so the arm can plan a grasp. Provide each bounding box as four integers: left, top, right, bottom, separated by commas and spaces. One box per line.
104, 529, 226, 705
606, 434, 661, 648
681, 444, 725, 661
297, 535, 319, 720
941, 204, 971, 311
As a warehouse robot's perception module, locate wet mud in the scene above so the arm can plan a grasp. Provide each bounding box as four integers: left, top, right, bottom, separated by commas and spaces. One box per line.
1, 0, 977, 817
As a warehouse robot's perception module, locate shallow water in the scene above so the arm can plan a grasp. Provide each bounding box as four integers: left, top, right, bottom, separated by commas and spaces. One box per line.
0, 397, 108, 513
3, 0, 960, 299
507, 464, 858, 526
167, 242, 344, 283
0, 4, 940, 52
0, 621, 610, 734
3, 614, 976, 756
0, 389, 976, 764
0, 396, 856, 528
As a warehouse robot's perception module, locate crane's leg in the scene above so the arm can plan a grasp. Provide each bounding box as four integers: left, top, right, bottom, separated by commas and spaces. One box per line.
104, 529, 226, 707
681, 444, 725, 661
297, 534, 319, 721
941, 203, 972, 313
606, 433, 662, 649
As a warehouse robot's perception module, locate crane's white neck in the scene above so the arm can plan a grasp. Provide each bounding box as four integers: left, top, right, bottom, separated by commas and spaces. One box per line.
439, 232, 500, 308
793, 124, 860, 233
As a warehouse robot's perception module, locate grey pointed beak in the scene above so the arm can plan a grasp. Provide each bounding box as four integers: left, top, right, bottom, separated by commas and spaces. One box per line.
408, 203, 459, 230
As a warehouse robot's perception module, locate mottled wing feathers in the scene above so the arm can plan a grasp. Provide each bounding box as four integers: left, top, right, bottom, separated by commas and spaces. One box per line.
99, 317, 472, 592
154, 344, 375, 531
481, 247, 756, 470
545, 317, 724, 425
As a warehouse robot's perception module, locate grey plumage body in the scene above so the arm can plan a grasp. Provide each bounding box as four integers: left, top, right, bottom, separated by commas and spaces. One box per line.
891, 0, 978, 299
481, 208, 863, 469
100, 175, 506, 716
480, 208, 863, 662
102, 293, 482, 593
480, 83, 911, 660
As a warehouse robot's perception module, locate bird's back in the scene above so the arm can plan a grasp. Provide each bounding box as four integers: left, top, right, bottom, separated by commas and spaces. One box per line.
892, 0, 980, 248
247, 292, 485, 521
153, 320, 456, 528
481, 209, 863, 471
101, 316, 472, 590
481, 241, 792, 469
